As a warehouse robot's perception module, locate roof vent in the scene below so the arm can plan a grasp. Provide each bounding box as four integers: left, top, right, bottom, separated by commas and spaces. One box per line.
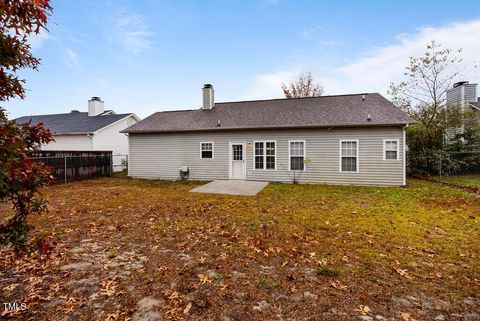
362, 94, 366, 101
216, 119, 221, 127
367, 114, 372, 121
71, 109, 80, 113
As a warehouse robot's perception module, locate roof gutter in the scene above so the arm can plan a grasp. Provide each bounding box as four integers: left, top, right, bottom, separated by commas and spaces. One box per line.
121, 122, 416, 134
53, 132, 94, 136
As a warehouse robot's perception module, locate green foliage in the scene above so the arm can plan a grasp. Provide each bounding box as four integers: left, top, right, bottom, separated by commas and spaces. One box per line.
0, 221, 30, 247
408, 149, 461, 176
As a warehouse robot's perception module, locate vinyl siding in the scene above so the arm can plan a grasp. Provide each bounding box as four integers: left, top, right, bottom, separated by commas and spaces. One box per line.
93, 116, 137, 171
447, 84, 478, 107
129, 127, 405, 186
93, 116, 135, 155
43, 135, 92, 151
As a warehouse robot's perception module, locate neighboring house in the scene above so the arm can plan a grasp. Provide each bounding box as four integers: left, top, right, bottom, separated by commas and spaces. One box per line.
446, 81, 480, 143
446, 81, 480, 112
16, 97, 140, 171
122, 84, 414, 186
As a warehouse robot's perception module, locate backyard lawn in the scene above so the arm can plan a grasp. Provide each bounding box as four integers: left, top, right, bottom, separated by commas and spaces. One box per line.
0, 177, 479, 320
437, 174, 480, 189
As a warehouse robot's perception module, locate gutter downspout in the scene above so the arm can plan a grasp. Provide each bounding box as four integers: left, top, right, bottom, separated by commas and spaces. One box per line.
403, 124, 408, 186
87, 133, 94, 150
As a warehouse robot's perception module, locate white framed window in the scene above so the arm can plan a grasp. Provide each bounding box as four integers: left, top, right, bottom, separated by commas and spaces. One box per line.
339, 140, 359, 172
289, 140, 306, 171
200, 142, 214, 159
254, 141, 276, 170
383, 139, 399, 160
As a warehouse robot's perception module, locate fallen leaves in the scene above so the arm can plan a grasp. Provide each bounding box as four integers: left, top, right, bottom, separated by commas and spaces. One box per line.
183, 302, 192, 314
100, 277, 118, 296
330, 281, 348, 290
355, 305, 371, 315
394, 267, 413, 279
3, 283, 19, 291
197, 274, 212, 285
400, 311, 418, 321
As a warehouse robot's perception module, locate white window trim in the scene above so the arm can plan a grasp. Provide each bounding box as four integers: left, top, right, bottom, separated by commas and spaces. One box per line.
200, 142, 214, 159
383, 139, 399, 161
288, 140, 306, 172
253, 140, 277, 170
339, 139, 359, 173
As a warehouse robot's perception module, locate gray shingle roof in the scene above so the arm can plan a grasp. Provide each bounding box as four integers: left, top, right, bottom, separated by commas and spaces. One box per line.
122, 93, 414, 134
15, 112, 134, 134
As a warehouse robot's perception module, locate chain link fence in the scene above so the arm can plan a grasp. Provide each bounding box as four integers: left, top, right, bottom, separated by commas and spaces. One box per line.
408, 150, 480, 188
112, 154, 128, 172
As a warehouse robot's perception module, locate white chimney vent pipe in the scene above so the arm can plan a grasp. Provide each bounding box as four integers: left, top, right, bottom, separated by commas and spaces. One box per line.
88, 97, 104, 116
202, 84, 214, 109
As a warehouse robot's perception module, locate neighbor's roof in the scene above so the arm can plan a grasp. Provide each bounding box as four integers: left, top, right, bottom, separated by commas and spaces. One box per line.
15, 112, 135, 135
122, 93, 414, 134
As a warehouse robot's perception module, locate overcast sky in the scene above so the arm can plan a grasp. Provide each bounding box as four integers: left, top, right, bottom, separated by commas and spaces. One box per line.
4, 0, 480, 119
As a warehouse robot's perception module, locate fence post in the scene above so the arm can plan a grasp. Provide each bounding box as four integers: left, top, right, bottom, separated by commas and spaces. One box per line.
439, 153, 442, 180
64, 155, 67, 183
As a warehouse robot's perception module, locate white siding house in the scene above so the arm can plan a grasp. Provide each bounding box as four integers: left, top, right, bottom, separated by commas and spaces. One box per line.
123, 85, 414, 186
16, 97, 140, 171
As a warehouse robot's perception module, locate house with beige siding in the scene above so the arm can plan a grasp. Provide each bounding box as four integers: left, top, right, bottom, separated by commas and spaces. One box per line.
122, 84, 414, 186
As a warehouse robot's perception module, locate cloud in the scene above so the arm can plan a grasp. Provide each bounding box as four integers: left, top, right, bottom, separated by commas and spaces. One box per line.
245, 19, 480, 99
63, 49, 79, 68
112, 13, 153, 54
28, 29, 52, 49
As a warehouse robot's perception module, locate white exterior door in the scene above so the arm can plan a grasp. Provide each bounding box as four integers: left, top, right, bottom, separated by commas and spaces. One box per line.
230, 143, 245, 179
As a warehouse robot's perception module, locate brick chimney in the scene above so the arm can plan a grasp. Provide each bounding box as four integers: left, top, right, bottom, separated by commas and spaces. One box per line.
202, 84, 214, 109
88, 97, 104, 116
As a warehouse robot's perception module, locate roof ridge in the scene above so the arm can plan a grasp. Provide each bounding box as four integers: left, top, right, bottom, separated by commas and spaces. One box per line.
215, 93, 377, 105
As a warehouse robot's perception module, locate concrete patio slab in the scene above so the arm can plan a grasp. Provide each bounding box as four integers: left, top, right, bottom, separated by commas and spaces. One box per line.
190, 180, 269, 196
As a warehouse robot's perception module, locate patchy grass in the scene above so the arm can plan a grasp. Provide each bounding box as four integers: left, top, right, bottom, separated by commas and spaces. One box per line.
315, 266, 340, 278
438, 174, 480, 188
0, 177, 479, 320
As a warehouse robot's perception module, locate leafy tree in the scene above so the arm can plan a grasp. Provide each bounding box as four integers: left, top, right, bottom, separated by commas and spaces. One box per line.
0, 0, 54, 247
449, 109, 480, 151
388, 41, 472, 174
282, 72, 324, 98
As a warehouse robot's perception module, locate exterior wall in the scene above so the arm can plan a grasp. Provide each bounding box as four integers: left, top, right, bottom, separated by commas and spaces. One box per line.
93, 116, 137, 171
447, 84, 478, 108
128, 126, 406, 186
43, 135, 92, 151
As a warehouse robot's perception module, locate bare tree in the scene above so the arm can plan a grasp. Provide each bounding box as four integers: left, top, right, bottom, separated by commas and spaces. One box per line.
282, 72, 324, 98
388, 41, 466, 151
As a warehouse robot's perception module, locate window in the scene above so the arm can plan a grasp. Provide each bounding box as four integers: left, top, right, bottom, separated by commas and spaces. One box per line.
384, 139, 399, 160
289, 141, 305, 171
340, 140, 358, 172
254, 141, 276, 170
200, 142, 213, 159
